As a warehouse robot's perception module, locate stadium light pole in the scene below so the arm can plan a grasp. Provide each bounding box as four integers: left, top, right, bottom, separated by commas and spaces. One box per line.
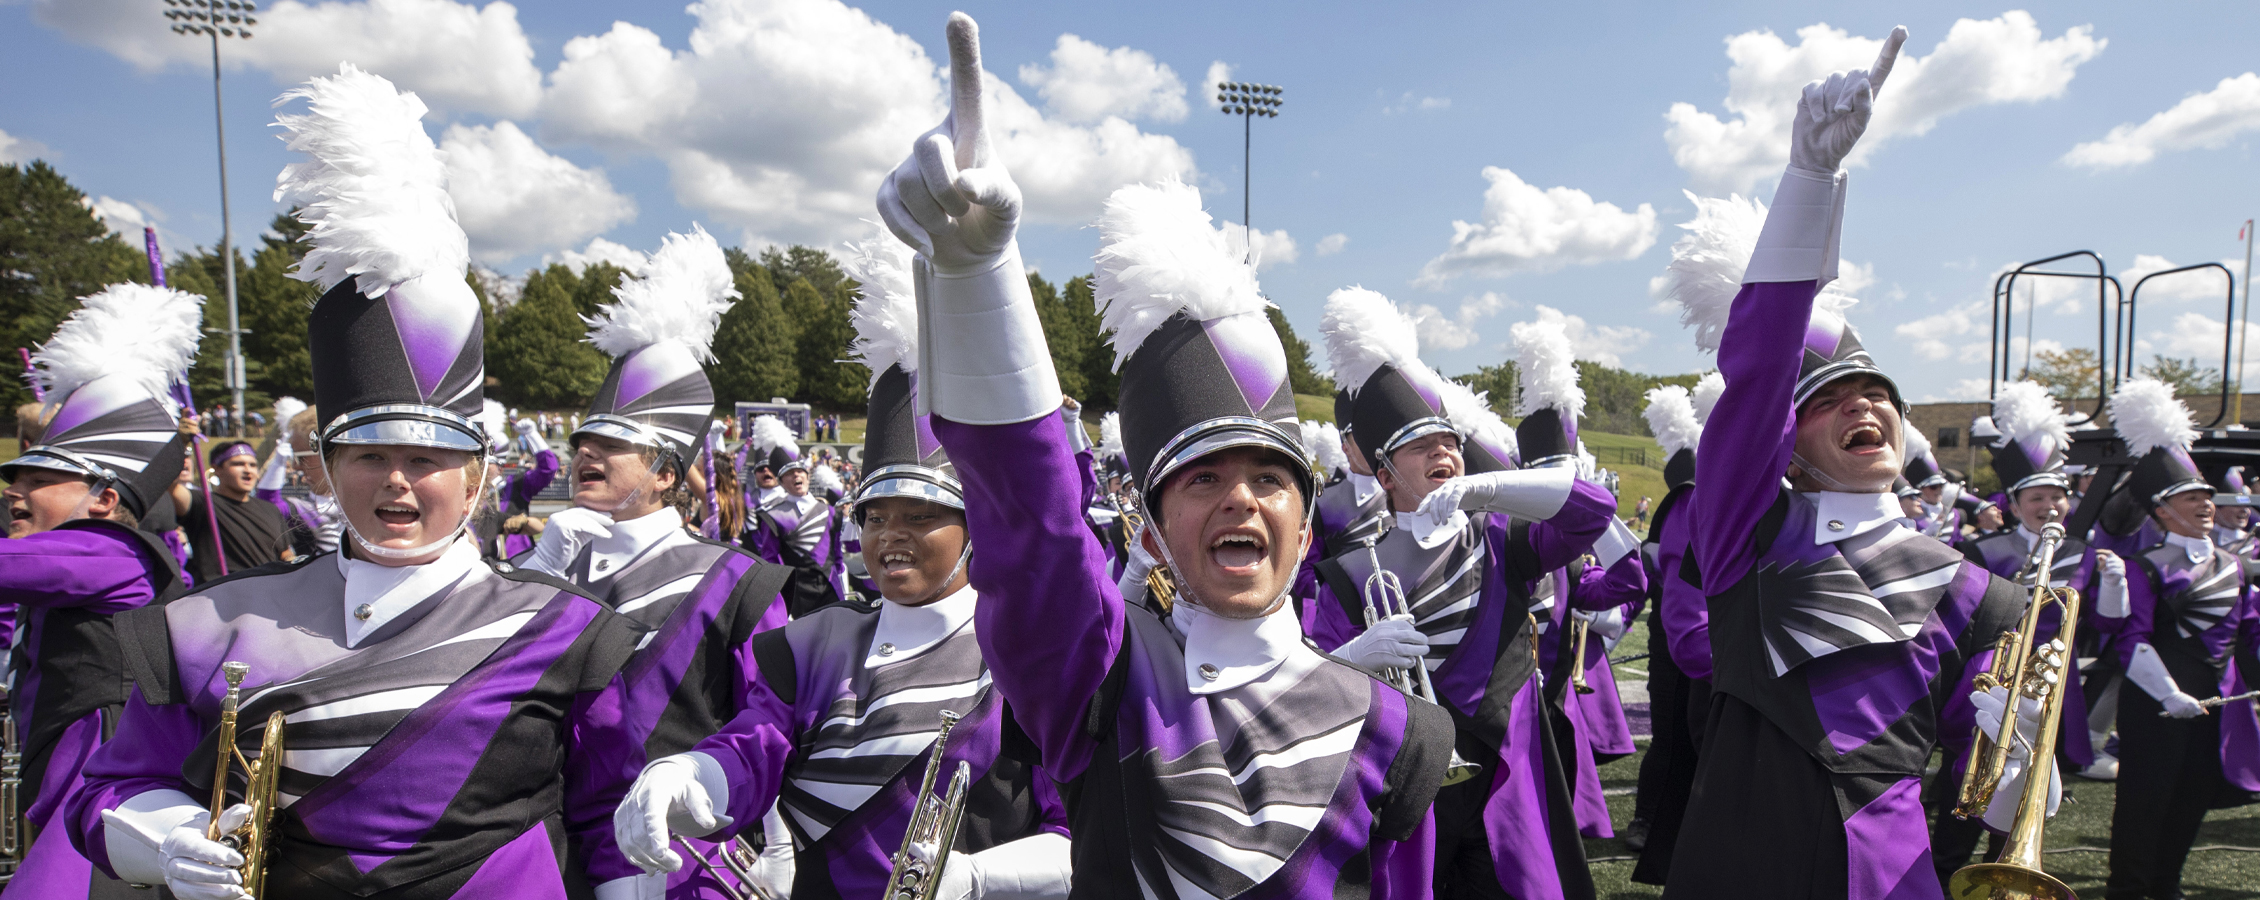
1216, 82, 1283, 264
163, 0, 256, 424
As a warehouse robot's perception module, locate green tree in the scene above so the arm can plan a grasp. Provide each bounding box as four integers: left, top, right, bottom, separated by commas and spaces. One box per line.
488, 264, 609, 409
231, 214, 319, 401
760, 245, 848, 298
2138, 355, 2228, 396
0, 162, 147, 412
2024, 348, 2102, 401
1061, 276, 1116, 408
1266, 306, 1334, 397
1458, 363, 1517, 416
779, 277, 862, 411
711, 249, 801, 407
1029, 271, 1091, 400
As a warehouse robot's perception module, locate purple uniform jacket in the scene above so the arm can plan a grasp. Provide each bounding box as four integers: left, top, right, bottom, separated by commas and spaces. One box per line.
683, 594, 1068, 897
1670, 279, 2022, 900
1652, 489, 1712, 683
65, 552, 641, 900
2104, 539, 2260, 791
565, 528, 791, 897
0, 520, 179, 898
747, 493, 846, 615
938, 412, 1453, 900
1557, 552, 1646, 836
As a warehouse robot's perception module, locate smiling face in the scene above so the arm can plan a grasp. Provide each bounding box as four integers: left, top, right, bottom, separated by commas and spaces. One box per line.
859, 496, 970, 605
1374, 431, 1463, 514
4, 468, 118, 537
2012, 484, 2070, 532
2154, 488, 2217, 538
1143, 446, 1312, 619
570, 434, 675, 520
1789, 373, 1903, 493
331, 444, 479, 565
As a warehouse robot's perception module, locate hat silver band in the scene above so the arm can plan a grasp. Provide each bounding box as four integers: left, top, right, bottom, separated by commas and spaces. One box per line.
323, 404, 485, 452
853, 464, 965, 512
1379, 416, 1457, 461
1, 445, 119, 483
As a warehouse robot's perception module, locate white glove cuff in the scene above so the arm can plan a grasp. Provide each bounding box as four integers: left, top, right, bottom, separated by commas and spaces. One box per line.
593, 874, 667, 900
1467, 468, 1576, 521
2096, 565, 2129, 619
101, 788, 207, 886
967, 832, 1076, 900
917, 247, 1063, 426
1745, 166, 1846, 286
672, 751, 733, 836
1592, 517, 1640, 568
2126, 642, 2185, 703
1062, 406, 1093, 453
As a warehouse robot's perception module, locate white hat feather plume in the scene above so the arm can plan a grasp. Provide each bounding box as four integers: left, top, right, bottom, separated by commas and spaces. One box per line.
271, 396, 309, 441
1992, 380, 2069, 455
1439, 376, 1518, 459
479, 398, 508, 447
1903, 422, 1933, 462
1320, 286, 1422, 396
1660, 191, 1860, 351
1094, 179, 1268, 369
842, 223, 920, 386
1510, 316, 1584, 419
585, 224, 737, 362
273, 63, 467, 297
1312, 421, 1349, 473
810, 462, 843, 494
2110, 377, 2197, 456
1098, 411, 1125, 459
746, 414, 799, 458
33, 283, 205, 410
1643, 385, 1702, 459
1690, 371, 1726, 425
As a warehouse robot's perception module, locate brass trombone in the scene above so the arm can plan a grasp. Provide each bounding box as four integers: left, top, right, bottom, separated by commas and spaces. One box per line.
1567, 615, 1596, 695
1359, 543, 1481, 786
208, 661, 285, 899
1949, 517, 2080, 900
884, 710, 972, 900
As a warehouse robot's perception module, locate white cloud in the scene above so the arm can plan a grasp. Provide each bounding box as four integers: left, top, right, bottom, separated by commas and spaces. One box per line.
440, 121, 635, 263
2120, 253, 2241, 302
1409, 291, 1514, 352
1417, 166, 1657, 284
1664, 13, 2104, 194
1221, 223, 1298, 271
1202, 61, 1233, 110
1526, 304, 1652, 368
539, 0, 1194, 247
1017, 34, 1187, 124
0, 128, 48, 165
2151, 311, 2256, 361
30, 0, 544, 118
1316, 233, 1349, 256
545, 237, 648, 274
2065, 73, 2260, 169
82, 195, 156, 235
1383, 92, 1451, 114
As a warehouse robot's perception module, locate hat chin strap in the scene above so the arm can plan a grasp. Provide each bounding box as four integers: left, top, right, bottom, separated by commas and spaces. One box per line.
323, 453, 488, 562
889, 540, 975, 607
1140, 494, 1313, 621
1789, 450, 1880, 494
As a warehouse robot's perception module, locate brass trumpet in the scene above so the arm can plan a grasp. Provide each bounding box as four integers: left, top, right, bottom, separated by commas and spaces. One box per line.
208, 662, 285, 899
1359, 543, 1481, 786
885, 709, 972, 900
1568, 615, 1596, 695
1949, 517, 2080, 900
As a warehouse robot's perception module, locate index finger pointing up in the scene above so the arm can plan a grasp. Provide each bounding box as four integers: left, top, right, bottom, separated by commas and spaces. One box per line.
1868, 26, 1908, 99
945, 12, 987, 170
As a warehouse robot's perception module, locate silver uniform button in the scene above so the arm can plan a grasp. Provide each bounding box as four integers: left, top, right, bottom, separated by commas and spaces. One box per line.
878, 642, 896, 657
1827, 520, 1846, 532
1197, 663, 1220, 681
596, 559, 611, 571
354, 603, 374, 621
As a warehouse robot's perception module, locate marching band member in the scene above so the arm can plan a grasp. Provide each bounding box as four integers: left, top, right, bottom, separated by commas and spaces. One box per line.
1626, 381, 1705, 883
0, 283, 201, 897
171, 436, 295, 582
1665, 32, 2055, 899
1901, 429, 1998, 546
1307, 287, 1614, 897
744, 415, 846, 616
613, 226, 1071, 898
66, 64, 641, 900
2094, 378, 2260, 900
515, 226, 797, 899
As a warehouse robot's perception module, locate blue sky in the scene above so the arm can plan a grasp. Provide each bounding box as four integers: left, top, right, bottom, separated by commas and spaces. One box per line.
5, 0, 2258, 401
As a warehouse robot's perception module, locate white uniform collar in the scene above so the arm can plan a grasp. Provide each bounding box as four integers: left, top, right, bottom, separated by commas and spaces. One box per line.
336, 536, 483, 649
1349, 472, 1380, 505
1400, 507, 1468, 549
757, 485, 785, 506
1169, 599, 1311, 695
588, 507, 686, 582
1802, 491, 1906, 546
2164, 530, 2212, 564
865, 584, 978, 669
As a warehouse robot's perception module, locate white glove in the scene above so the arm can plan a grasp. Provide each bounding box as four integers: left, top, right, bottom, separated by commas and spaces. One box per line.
1412, 468, 1577, 527
1116, 541, 1157, 605
1587, 607, 1628, 646
921, 832, 1074, 900
1333, 614, 1431, 673
514, 418, 538, 437
525, 506, 614, 576
743, 802, 795, 898
875, 13, 1057, 426
2094, 552, 2129, 618
615, 752, 735, 875
1969, 685, 2063, 830
257, 447, 289, 492
2126, 641, 2205, 717
1789, 27, 1904, 176
157, 803, 252, 900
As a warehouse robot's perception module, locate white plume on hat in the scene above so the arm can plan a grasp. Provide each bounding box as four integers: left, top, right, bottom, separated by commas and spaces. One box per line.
2110, 377, 2197, 456
585, 224, 737, 362
1310, 421, 1349, 473
1510, 316, 1585, 419
1643, 385, 1702, 460
1658, 190, 1861, 354
33, 283, 205, 411
1320, 286, 1422, 396
1903, 422, 1934, 462
810, 462, 844, 494
271, 396, 309, 441
1094, 179, 1269, 369
478, 398, 508, 447
1097, 411, 1125, 459
842, 224, 920, 386
1440, 376, 1518, 460
1992, 381, 2069, 454
1690, 371, 1726, 425
746, 414, 799, 458
274, 63, 467, 298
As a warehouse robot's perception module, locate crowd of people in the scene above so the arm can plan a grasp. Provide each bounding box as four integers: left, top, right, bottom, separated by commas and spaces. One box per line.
0, 16, 2252, 900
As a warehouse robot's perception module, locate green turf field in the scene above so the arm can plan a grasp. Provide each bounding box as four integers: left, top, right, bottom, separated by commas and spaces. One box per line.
1587, 620, 2260, 898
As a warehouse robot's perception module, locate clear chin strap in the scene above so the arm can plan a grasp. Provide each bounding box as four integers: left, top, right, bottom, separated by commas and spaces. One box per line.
900, 540, 974, 607
586, 448, 672, 520
322, 451, 489, 562
1789, 450, 1870, 494
1140, 491, 1314, 621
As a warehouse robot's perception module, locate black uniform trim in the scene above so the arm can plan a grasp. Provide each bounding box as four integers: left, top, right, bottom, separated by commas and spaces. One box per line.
1375, 689, 1452, 841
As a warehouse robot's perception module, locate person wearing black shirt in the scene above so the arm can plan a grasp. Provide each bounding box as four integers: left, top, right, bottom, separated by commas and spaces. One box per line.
170, 436, 293, 584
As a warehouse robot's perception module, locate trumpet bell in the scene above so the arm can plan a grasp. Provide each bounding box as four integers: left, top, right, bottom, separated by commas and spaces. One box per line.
1947, 862, 2077, 900
1440, 755, 1482, 787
